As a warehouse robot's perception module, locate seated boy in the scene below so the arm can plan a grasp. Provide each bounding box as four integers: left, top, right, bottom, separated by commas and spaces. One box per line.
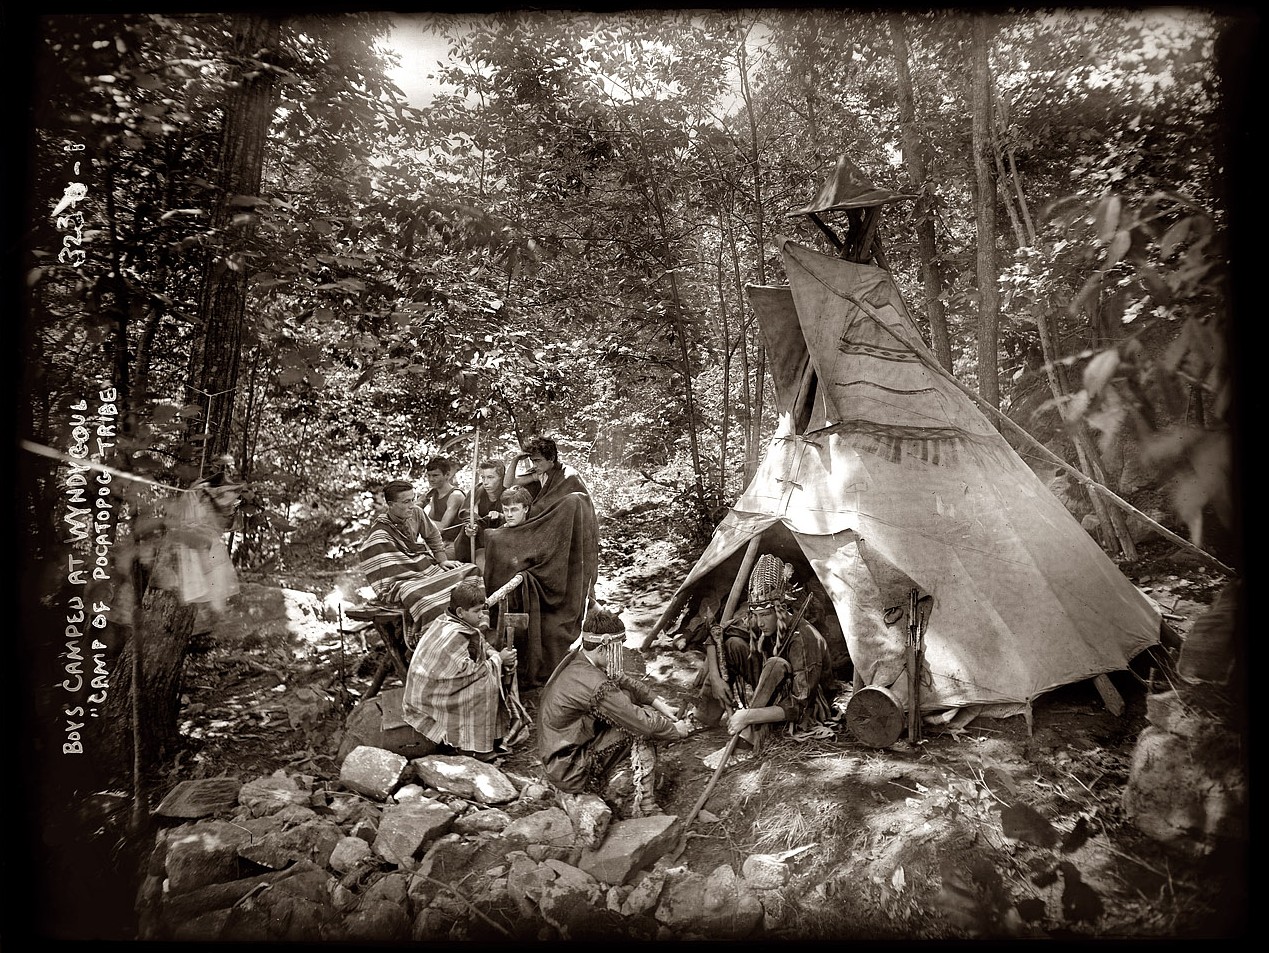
455, 459, 507, 572
423, 456, 467, 560
500, 484, 532, 528
358, 479, 477, 640
401, 579, 518, 761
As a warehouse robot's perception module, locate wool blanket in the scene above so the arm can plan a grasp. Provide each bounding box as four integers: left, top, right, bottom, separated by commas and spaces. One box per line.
483, 490, 599, 689
359, 506, 476, 628
401, 611, 507, 754
522, 461, 591, 508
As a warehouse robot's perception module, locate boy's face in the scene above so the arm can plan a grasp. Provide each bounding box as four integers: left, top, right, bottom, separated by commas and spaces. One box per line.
753, 606, 780, 636
478, 468, 502, 493
425, 468, 447, 488
386, 490, 416, 519
504, 502, 529, 527
527, 453, 551, 476
456, 603, 488, 628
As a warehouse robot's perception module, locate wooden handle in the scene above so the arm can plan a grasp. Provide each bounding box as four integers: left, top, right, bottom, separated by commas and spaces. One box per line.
486, 572, 524, 606
682, 733, 740, 831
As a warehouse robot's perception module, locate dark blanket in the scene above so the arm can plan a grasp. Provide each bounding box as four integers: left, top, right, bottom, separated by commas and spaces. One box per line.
483, 491, 599, 689
523, 462, 591, 509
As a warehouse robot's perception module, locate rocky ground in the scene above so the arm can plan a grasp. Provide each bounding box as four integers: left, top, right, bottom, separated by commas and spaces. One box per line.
35, 533, 1246, 941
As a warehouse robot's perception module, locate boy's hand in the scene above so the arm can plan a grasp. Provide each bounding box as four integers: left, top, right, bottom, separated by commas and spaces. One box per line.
499, 647, 517, 667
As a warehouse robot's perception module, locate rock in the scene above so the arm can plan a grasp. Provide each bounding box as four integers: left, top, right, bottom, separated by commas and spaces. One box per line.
606, 884, 628, 913
362, 870, 410, 905
741, 852, 791, 889
157, 865, 300, 927
410, 754, 519, 804
152, 778, 242, 819
577, 814, 682, 886
505, 851, 545, 918
344, 899, 412, 943
502, 807, 577, 850
1122, 725, 1247, 858
238, 815, 344, 870
654, 863, 764, 939
162, 861, 334, 942
621, 868, 667, 917
454, 808, 512, 834
163, 819, 253, 894
337, 688, 440, 763
341, 745, 410, 800
393, 783, 430, 803
331, 882, 358, 913
535, 860, 613, 939
238, 771, 313, 818
416, 833, 485, 884
559, 791, 612, 848
171, 907, 232, 941
418, 891, 476, 939
372, 799, 457, 866
329, 836, 373, 873
519, 781, 552, 802
526, 843, 573, 863
328, 794, 381, 826
221, 862, 337, 941
350, 818, 378, 844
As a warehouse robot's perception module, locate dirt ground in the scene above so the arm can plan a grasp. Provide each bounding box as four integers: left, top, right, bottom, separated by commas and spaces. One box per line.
156, 532, 1245, 940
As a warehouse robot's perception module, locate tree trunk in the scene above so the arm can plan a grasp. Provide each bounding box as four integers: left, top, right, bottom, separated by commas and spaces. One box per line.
889, 16, 952, 371
1034, 306, 1139, 558
97, 586, 196, 785
629, 128, 709, 525
971, 15, 1001, 409
187, 14, 282, 471
725, 206, 754, 493
738, 27, 767, 483
715, 222, 732, 501
111, 13, 280, 782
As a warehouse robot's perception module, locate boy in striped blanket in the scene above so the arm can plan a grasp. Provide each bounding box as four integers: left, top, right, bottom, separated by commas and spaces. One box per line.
359, 479, 478, 641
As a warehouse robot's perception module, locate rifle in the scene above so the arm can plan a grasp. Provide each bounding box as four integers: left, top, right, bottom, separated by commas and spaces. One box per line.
907, 589, 929, 743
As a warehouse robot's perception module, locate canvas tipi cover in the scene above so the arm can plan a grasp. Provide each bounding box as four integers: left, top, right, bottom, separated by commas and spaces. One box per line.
676, 238, 1160, 720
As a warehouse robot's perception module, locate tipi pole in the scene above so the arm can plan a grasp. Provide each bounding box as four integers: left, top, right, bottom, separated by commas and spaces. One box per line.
721, 536, 762, 624
814, 278, 1236, 579
636, 532, 765, 651
637, 590, 690, 650
926, 356, 1235, 577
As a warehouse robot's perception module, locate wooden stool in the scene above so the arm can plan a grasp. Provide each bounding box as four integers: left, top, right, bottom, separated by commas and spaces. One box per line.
345, 606, 411, 699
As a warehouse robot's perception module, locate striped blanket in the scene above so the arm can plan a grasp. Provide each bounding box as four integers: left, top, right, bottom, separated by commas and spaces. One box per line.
359, 507, 477, 629
401, 611, 508, 753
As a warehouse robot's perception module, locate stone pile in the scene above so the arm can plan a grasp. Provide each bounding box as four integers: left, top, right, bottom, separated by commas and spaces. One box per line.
135, 746, 775, 941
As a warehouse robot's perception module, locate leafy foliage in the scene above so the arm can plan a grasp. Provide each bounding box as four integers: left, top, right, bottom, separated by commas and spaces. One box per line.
22, 8, 1243, 570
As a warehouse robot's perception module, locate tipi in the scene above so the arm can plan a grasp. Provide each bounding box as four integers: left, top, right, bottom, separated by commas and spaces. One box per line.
650, 235, 1161, 737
